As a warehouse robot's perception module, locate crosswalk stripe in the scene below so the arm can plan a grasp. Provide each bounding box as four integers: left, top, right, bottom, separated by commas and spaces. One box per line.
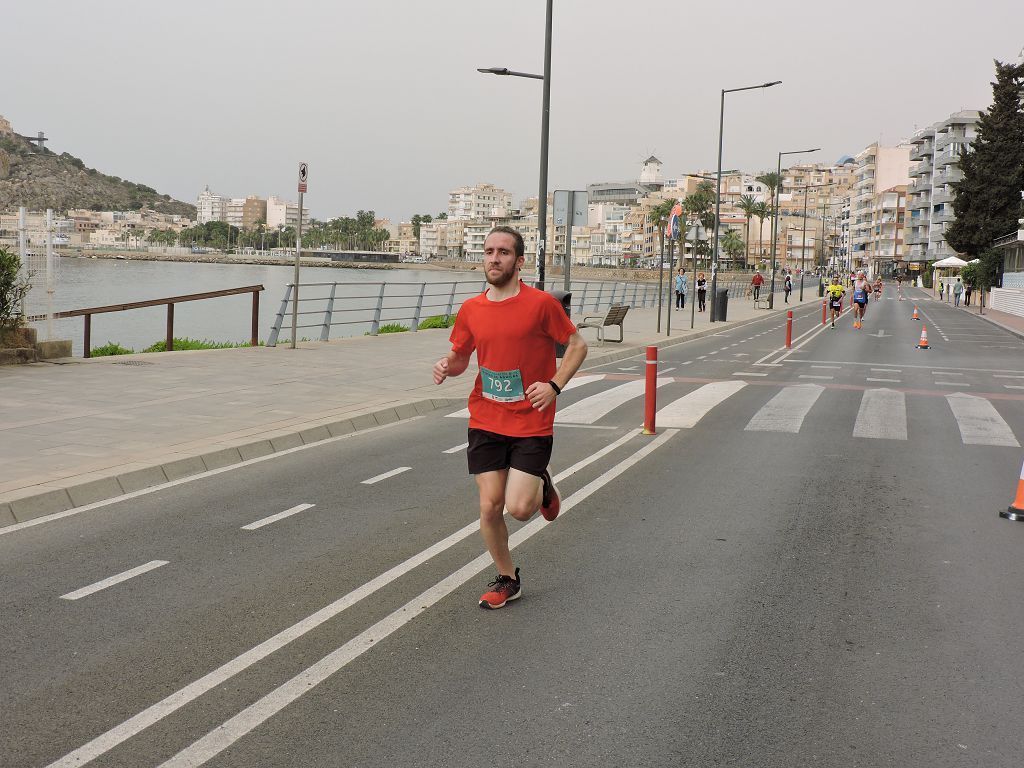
946, 393, 1020, 447
853, 388, 907, 440
745, 384, 823, 433
556, 378, 672, 424
656, 380, 746, 428
445, 374, 605, 419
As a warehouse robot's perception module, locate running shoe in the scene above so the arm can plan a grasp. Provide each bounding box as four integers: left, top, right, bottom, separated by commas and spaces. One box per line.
540, 468, 561, 521
479, 568, 521, 609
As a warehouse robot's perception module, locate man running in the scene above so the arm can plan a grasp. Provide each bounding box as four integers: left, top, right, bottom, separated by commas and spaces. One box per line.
896, 273, 904, 301
433, 226, 588, 609
826, 276, 845, 328
851, 270, 871, 329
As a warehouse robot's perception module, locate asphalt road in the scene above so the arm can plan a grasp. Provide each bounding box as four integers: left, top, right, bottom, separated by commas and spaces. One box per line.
3, 287, 1024, 767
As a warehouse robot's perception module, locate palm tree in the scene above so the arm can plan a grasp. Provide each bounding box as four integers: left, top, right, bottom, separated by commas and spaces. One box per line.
720, 228, 745, 267
683, 189, 715, 269
736, 194, 759, 270
752, 201, 771, 265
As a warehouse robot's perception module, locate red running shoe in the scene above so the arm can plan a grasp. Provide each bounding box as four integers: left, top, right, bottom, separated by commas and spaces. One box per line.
479, 568, 521, 609
540, 468, 560, 521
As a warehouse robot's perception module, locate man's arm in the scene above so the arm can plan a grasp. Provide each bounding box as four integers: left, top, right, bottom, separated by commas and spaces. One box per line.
526, 332, 588, 412
433, 348, 472, 385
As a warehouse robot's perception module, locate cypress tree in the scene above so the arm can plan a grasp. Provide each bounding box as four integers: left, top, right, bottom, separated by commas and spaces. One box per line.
945, 59, 1024, 284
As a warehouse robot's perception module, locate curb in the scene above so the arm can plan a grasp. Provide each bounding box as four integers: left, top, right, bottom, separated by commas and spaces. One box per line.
0, 397, 464, 531
0, 303, 799, 531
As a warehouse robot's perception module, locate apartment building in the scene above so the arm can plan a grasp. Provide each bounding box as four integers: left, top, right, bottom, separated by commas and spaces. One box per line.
905, 110, 980, 265
196, 186, 228, 224
849, 143, 911, 276
447, 183, 513, 221
266, 196, 310, 229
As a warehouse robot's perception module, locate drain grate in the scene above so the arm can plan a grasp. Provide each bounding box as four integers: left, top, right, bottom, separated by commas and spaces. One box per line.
113, 359, 154, 366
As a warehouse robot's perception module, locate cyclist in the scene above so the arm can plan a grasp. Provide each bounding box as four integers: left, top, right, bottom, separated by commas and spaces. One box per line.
851, 270, 871, 329
826, 276, 845, 328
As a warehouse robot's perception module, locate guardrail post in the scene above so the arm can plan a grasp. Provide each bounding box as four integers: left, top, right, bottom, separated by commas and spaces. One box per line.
166, 303, 174, 351
444, 282, 458, 318
321, 283, 337, 341
411, 282, 427, 331
370, 282, 387, 336
578, 282, 589, 314
266, 284, 292, 347
251, 289, 259, 347
84, 314, 92, 358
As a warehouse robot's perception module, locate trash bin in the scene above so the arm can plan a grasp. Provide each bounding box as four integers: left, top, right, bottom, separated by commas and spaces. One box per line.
715, 287, 728, 322
548, 290, 572, 357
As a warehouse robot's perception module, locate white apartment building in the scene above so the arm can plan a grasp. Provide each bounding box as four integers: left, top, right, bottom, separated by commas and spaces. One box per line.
448, 183, 513, 221
849, 142, 911, 276
905, 110, 980, 265
266, 196, 310, 229
196, 186, 228, 224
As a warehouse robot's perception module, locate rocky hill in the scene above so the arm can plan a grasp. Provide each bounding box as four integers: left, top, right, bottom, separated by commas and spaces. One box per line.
0, 120, 195, 217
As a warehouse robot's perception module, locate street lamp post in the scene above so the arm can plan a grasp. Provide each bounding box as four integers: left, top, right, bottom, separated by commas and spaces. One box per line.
768, 147, 820, 308
477, 0, 553, 289
711, 80, 781, 322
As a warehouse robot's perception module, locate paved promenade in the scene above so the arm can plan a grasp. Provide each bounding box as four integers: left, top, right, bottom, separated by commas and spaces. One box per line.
0, 285, 950, 526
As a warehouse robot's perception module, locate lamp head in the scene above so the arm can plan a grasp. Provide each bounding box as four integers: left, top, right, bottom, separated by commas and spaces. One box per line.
763, 80, 783, 88
477, 67, 510, 76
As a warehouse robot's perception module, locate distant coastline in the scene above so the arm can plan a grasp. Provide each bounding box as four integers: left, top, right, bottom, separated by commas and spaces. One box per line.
59, 249, 475, 272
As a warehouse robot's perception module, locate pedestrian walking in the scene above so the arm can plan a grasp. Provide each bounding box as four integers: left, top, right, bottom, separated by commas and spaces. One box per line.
964, 280, 973, 306
697, 272, 707, 312
751, 270, 764, 301
784, 273, 792, 303
432, 226, 588, 609
938, 279, 944, 301
674, 268, 687, 310
953, 277, 963, 307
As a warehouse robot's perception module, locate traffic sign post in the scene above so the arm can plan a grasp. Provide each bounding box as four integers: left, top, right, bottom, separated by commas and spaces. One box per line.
292, 163, 308, 349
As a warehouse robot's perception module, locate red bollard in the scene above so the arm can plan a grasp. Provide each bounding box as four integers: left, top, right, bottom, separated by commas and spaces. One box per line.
643, 345, 657, 435
786, 310, 793, 348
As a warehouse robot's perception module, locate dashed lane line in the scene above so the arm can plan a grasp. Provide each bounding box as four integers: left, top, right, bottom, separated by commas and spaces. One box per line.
60, 561, 169, 601
361, 467, 411, 485
241, 504, 316, 531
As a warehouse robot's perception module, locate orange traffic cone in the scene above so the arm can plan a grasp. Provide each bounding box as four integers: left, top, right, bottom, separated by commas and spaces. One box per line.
1002, 458, 1024, 521
916, 325, 929, 349
912, 306, 919, 320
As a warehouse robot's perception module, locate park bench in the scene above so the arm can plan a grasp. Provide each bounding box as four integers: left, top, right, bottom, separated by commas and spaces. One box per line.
577, 304, 630, 344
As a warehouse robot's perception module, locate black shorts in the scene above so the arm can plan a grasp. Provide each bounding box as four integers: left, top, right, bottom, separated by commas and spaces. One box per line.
467, 428, 552, 477
855, 300, 867, 308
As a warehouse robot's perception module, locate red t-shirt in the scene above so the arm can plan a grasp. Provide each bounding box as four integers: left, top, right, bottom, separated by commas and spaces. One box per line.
751, 273, 764, 286
449, 282, 576, 437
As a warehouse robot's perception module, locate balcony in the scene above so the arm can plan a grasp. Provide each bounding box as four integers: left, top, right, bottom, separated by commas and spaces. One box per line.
935, 131, 965, 152
934, 210, 956, 225
932, 188, 954, 205
935, 150, 959, 168
933, 167, 964, 185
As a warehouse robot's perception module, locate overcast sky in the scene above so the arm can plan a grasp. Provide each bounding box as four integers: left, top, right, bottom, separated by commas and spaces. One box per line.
4, 1, 1021, 222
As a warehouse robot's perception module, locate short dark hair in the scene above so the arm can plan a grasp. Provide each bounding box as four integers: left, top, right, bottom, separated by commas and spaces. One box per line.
487, 226, 524, 259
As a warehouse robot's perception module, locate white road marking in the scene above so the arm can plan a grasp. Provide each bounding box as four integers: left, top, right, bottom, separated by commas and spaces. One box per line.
154, 429, 680, 768
994, 375, 1024, 379
0, 417, 423, 538
361, 467, 411, 485
1004, 385, 1024, 390
555, 378, 672, 425
745, 384, 823, 434
660, 367, 677, 374
812, 365, 841, 369
853, 389, 907, 440
935, 382, 970, 387
617, 366, 638, 371
871, 368, 901, 373
48, 428, 649, 768
866, 378, 901, 383
656, 380, 746, 428
799, 375, 833, 380
733, 353, 749, 357
241, 504, 316, 531
443, 442, 469, 454
733, 372, 769, 377
931, 371, 963, 376
947, 393, 1019, 447
60, 561, 168, 601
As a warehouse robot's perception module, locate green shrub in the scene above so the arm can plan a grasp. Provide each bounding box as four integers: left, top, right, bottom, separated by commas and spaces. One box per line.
141, 337, 256, 353
374, 323, 409, 334
416, 314, 456, 330
91, 341, 135, 356
0, 246, 31, 327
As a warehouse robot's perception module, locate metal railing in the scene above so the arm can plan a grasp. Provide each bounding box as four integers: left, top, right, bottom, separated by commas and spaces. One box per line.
29, 285, 264, 358
266, 279, 668, 346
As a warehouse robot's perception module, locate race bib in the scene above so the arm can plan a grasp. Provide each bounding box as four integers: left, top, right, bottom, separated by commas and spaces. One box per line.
853, 288, 866, 301
480, 366, 525, 403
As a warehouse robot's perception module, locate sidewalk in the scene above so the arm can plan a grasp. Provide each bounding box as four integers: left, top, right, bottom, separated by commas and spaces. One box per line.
925, 289, 1024, 340
0, 290, 803, 527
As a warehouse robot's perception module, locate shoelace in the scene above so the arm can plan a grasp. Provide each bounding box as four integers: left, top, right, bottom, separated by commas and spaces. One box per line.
486, 574, 515, 591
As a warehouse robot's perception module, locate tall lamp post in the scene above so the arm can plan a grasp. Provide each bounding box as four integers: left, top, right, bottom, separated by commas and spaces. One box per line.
711, 80, 782, 321
477, 0, 553, 288
768, 147, 820, 308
